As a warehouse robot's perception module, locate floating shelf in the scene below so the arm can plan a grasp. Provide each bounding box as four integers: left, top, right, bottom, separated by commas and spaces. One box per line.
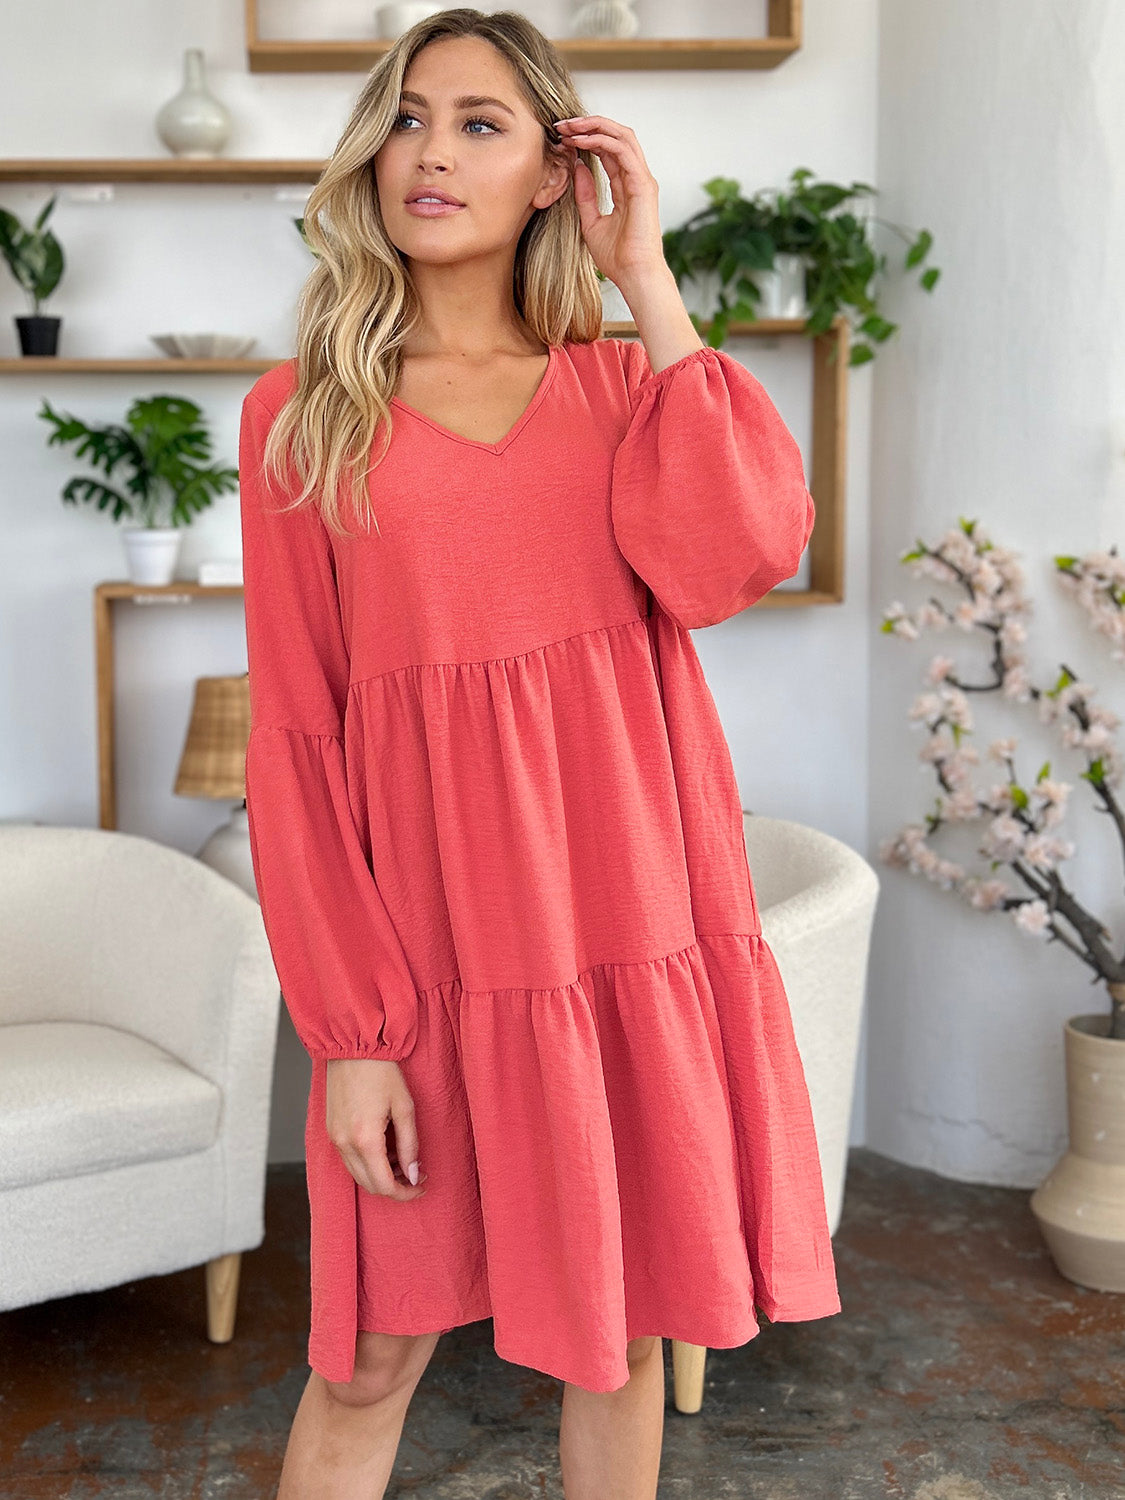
244, 0, 803, 72
247, 36, 801, 73
0, 158, 323, 185
0, 319, 832, 372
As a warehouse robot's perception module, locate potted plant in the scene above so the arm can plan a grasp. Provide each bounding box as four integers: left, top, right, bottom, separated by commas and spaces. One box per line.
662, 168, 941, 365
878, 519, 1125, 1290
0, 194, 65, 356
39, 393, 239, 584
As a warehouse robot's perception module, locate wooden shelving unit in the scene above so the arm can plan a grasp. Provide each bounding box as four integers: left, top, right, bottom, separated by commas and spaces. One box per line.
89, 311, 846, 829
94, 581, 243, 831
244, 0, 803, 73
1, 315, 847, 620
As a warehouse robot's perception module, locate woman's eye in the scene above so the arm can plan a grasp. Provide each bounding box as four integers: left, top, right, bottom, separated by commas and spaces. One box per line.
392, 111, 500, 135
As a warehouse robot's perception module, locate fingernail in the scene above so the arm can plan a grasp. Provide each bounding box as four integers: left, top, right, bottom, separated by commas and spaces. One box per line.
407, 1160, 419, 1185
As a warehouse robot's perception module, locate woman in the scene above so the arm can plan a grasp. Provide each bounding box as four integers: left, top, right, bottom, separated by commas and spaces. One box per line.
239, 8, 841, 1497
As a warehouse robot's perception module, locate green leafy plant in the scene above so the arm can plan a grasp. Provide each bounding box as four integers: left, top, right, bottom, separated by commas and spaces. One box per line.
662, 168, 940, 365
39, 394, 239, 527
0, 194, 64, 314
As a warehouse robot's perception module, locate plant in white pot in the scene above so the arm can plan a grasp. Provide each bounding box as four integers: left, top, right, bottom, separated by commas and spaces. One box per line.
39, 393, 238, 585
878, 519, 1125, 1291
662, 168, 941, 364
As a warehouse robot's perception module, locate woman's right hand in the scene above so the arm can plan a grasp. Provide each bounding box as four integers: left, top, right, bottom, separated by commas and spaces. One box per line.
325, 1058, 428, 1200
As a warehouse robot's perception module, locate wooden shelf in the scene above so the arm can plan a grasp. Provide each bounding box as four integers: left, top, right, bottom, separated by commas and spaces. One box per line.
247, 36, 800, 73
0, 158, 323, 185
0, 319, 837, 372
96, 581, 244, 601
245, 0, 802, 72
0, 356, 281, 372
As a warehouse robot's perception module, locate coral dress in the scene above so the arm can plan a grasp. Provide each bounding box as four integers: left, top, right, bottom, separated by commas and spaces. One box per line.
239, 335, 841, 1393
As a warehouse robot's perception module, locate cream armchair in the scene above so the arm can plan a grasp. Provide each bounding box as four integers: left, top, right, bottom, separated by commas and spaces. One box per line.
0, 823, 280, 1345
670, 812, 878, 1413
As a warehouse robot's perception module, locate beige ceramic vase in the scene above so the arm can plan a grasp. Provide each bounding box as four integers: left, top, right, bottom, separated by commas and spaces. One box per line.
1030, 982, 1125, 1291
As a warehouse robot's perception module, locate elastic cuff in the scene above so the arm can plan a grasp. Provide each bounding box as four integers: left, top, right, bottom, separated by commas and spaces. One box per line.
633, 344, 719, 402
306, 1044, 411, 1063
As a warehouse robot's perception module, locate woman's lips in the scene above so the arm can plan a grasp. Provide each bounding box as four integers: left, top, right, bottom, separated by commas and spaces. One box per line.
405, 198, 466, 216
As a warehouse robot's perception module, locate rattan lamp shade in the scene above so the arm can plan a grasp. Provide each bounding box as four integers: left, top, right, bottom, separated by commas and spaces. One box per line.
174, 673, 251, 799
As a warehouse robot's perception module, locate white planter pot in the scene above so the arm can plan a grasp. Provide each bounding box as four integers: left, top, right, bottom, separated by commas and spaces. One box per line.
677, 268, 723, 322
122, 527, 183, 586
756, 252, 812, 318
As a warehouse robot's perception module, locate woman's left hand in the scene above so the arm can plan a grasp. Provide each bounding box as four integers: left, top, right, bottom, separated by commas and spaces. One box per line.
554, 114, 669, 293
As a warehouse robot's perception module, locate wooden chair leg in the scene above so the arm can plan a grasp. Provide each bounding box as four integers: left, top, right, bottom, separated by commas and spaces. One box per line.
670, 1339, 707, 1413
205, 1251, 241, 1343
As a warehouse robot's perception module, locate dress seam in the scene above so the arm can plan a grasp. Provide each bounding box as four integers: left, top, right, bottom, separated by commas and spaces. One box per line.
345, 614, 648, 695
406, 930, 763, 1001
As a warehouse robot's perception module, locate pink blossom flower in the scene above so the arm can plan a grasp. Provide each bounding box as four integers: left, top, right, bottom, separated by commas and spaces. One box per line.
939, 788, 981, 821
982, 814, 1026, 860
915, 603, 949, 630
966, 877, 1011, 911
1014, 899, 1051, 935
987, 737, 1017, 762
999, 618, 1027, 646
909, 692, 944, 721
953, 600, 979, 631
1022, 833, 1074, 870
1000, 665, 1032, 700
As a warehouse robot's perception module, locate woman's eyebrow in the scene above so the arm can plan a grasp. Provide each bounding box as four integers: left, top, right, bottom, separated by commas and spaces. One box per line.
399, 90, 517, 119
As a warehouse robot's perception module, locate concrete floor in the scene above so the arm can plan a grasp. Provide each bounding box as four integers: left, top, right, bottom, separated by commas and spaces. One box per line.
2, 1147, 1123, 1499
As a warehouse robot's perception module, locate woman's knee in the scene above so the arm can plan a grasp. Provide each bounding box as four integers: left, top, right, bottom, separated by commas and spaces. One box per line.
322, 1329, 441, 1408
626, 1335, 662, 1366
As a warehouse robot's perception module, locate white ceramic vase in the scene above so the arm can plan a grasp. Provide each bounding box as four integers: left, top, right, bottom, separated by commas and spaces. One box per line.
376, 3, 446, 38
156, 48, 232, 159
1030, 1000, 1125, 1293
572, 1, 639, 40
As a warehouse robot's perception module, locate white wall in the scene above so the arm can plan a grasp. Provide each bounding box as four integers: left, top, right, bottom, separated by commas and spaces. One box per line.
2, 0, 879, 1162
868, 0, 1125, 1186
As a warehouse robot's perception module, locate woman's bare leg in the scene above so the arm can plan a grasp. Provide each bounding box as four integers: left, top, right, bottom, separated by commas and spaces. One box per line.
276, 1329, 441, 1500
558, 1335, 666, 1500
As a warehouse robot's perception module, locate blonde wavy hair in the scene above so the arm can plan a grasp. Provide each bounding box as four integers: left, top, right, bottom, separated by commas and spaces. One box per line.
258, 6, 605, 539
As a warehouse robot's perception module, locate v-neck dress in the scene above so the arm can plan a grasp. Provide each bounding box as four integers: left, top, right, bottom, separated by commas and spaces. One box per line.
238, 334, 841, 1393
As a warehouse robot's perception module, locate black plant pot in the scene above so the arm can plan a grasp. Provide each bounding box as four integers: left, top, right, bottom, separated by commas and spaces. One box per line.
16, 315, 61, 356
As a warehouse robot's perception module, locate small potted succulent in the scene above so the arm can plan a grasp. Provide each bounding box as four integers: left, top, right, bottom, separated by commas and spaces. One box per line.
662, 168, 941, 365
39, 393, 239, 584
879, 519, 1125, 1293
0, 194, 65, 356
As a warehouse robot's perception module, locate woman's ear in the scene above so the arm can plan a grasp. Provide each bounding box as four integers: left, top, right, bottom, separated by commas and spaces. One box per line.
535, 141, 575, 211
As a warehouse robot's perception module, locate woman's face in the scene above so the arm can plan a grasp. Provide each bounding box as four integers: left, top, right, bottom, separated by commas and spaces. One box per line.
373, 36, 570, 266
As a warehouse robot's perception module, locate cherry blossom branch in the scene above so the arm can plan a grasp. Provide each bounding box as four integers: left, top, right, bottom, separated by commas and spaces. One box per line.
878, 518, 1125, 1037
